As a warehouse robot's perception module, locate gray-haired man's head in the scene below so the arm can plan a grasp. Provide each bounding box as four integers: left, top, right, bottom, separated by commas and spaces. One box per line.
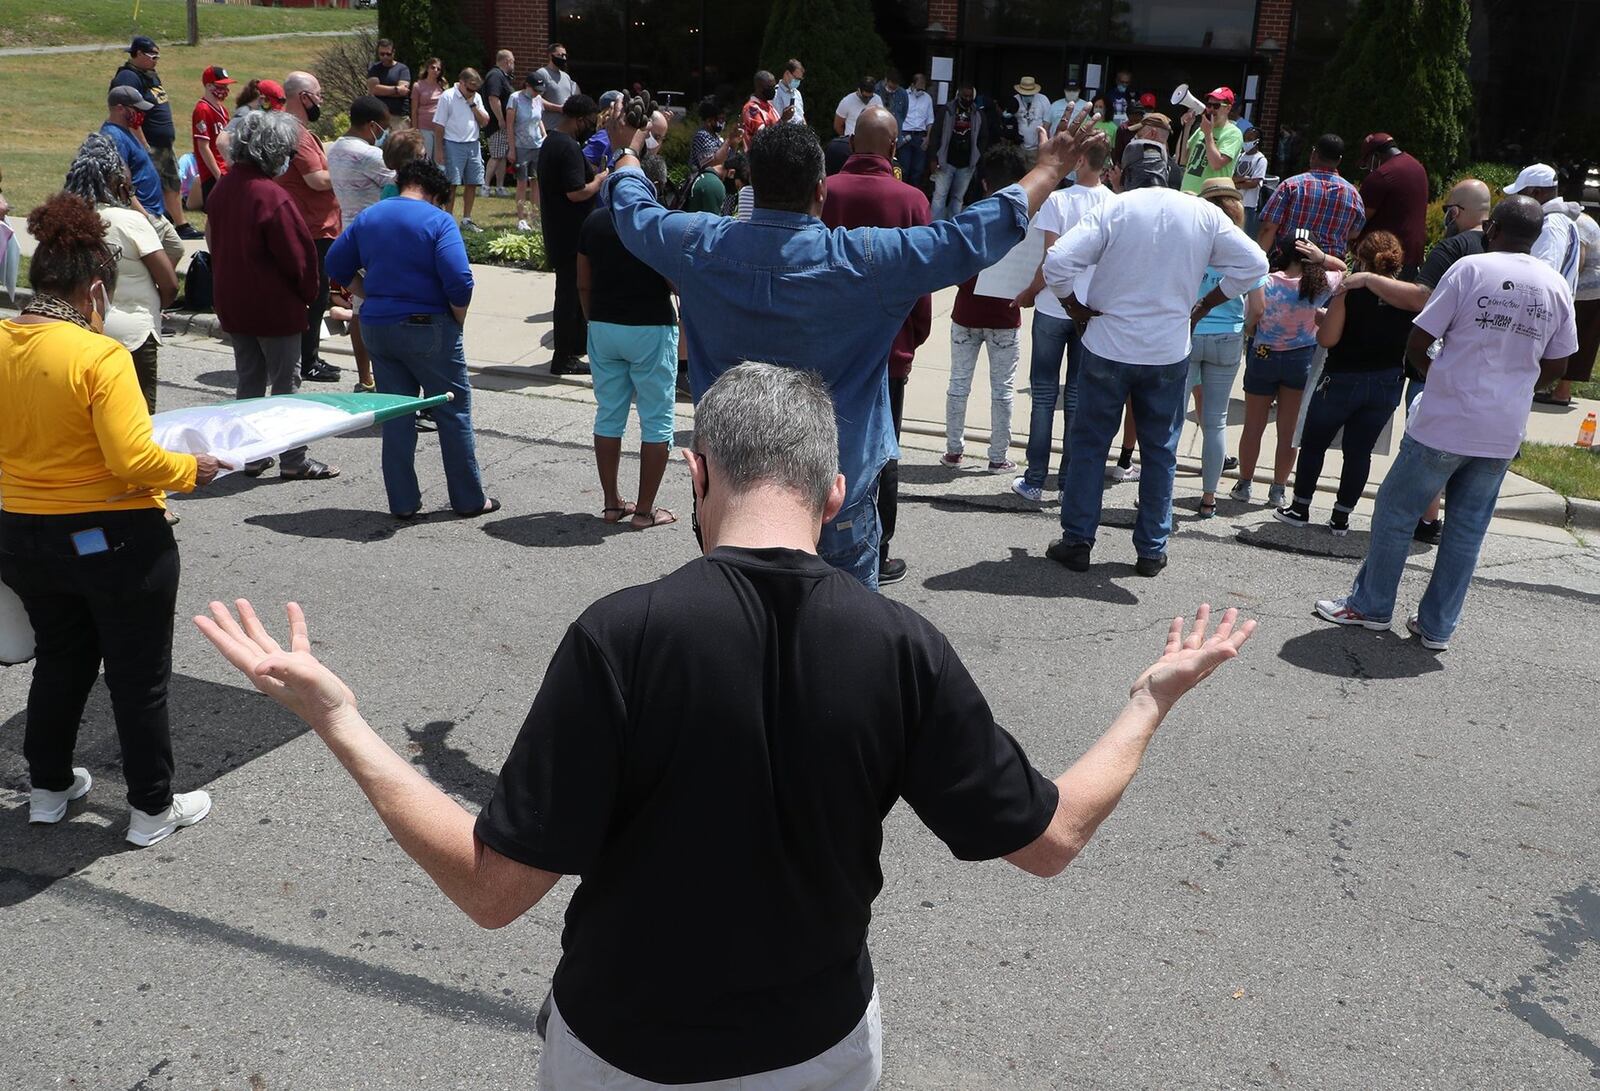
226, 109, 302, 176
691, 363, 840, 515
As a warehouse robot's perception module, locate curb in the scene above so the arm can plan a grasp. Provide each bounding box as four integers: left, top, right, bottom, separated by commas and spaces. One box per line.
1568, 496, 1600, 533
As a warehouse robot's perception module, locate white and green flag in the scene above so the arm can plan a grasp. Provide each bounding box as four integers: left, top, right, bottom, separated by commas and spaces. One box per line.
151, 392, 452, 476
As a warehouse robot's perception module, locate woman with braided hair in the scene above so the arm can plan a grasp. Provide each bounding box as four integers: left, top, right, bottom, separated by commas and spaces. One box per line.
64, 132, 182, 413
0, 192, 225, 847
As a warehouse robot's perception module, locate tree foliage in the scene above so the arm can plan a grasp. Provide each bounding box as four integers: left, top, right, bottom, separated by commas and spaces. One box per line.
760, 0, 890, 144
378, 0, 485, 82
1319, 0, 1472, 195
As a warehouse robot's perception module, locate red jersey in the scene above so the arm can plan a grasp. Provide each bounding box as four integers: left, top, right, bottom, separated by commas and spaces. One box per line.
192, 96, 230, 182
741, 96, 780, 147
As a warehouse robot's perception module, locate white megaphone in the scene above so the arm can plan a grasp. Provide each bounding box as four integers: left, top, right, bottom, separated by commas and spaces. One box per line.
1172, 84, 1206, 116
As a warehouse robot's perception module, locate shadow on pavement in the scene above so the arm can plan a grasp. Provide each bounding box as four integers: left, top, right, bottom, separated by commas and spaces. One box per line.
1277, 626, 1445, 679
404, 720, 497, 808
923, 547, 1140, 604
1236, 520, 1429, 561
245, 508, 421, 543
481, 511, 632, 548
898, 462, 967, 486
523, 310, 554, 323
193, 370, 237, 390
0, 673, 308, 909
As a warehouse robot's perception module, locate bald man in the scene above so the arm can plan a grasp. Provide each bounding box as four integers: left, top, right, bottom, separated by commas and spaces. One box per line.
278, 69, 345, 388
821, 104, 932, 585
1329, 177, 1492, 541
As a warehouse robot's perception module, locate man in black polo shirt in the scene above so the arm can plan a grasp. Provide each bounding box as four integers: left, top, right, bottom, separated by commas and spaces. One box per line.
111, 36, 200, 238
365, 38, 412, 129
196, 363, 1255, 1088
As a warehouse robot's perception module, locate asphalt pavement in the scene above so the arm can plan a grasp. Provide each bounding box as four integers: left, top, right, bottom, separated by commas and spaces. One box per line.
3, 337, 1599, 1090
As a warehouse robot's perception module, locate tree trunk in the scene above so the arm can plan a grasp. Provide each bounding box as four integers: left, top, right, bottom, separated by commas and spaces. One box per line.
186, 0, 199, 47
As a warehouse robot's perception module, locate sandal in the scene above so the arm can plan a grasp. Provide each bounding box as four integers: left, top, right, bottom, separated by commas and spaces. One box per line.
630, 507, 677, 530
1199, 500, 1217, 519
279, 459, 340, 480
1533, 391, 1572, 407
601, 502, 637, 523
456, 497, 502, 518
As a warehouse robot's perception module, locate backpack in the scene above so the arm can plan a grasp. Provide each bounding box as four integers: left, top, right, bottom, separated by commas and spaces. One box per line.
181, 250, 213, 312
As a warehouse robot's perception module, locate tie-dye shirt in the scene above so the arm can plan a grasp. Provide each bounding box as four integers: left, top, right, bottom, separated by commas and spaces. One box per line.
1255, 269, 1342, 350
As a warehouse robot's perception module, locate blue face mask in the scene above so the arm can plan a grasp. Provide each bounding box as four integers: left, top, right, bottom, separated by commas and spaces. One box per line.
374, 126, 389, 148
787, 77, 801, 90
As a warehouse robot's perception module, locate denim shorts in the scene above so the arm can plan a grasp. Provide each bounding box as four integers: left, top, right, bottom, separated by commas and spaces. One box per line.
443, 138, 485, 186
1243, 342, 1315, 395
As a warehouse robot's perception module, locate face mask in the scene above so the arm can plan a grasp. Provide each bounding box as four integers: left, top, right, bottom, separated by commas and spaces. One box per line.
553, 56, 568, 69
374, 125, 388, 147
303, 97, 321, 123
1062, 91, 1078, 102
645, 133, 660, 152
758, 86, 775, 102
273, 157, 293, 178
786, 77, 800, 90
1244, 140, 1258, 152
88, 280, 109, 332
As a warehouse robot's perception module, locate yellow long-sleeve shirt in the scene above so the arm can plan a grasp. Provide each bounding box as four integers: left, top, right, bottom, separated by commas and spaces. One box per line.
0, 319, 197, 514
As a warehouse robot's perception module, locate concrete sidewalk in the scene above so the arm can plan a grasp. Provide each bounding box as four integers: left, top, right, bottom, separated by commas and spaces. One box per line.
6, 214, 1597, 532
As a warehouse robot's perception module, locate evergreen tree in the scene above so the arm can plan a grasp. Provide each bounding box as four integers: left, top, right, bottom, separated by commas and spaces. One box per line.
1320, 0, 1472, 194
760, 0, 891, 144
379, 0, 484, 81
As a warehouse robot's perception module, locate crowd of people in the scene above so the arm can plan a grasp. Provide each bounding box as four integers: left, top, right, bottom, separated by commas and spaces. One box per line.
0, 33, 1595, 1088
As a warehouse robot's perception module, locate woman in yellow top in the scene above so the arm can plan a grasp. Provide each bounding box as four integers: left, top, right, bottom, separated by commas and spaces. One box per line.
0, 193, 224, 848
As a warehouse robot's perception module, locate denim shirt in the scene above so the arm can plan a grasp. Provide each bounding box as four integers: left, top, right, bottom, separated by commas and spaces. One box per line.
604, 167, 1030, 510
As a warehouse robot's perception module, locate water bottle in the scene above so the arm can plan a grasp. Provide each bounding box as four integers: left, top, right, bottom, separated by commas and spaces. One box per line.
1579, 412, 1597, 449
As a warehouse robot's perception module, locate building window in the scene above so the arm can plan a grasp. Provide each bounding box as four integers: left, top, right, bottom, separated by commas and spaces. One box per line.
965, 0, 1255, 47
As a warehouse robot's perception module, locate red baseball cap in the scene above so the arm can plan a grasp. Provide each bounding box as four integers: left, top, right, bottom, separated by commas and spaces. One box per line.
257, 79, 287, 107
201, 65, 236, 86
1138, 91, 1158, 108
1206, 87, 1236, 105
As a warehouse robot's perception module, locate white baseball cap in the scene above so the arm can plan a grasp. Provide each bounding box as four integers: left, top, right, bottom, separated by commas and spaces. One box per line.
1504, 163, 1558, 194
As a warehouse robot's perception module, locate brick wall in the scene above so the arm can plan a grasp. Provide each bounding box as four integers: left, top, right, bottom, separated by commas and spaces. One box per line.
927, 0, 960, 33
459, 0, 551, 72
1252, 0, 1292, 157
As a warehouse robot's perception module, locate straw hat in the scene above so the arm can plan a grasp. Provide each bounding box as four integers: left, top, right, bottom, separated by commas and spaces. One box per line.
1014, 76, 1042, 95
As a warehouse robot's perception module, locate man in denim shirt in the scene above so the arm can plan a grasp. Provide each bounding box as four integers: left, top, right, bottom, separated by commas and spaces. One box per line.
602, 115, 1106, 587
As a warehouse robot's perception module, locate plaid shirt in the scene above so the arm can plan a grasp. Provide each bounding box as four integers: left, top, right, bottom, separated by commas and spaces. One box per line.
1260, 168, 1366, 256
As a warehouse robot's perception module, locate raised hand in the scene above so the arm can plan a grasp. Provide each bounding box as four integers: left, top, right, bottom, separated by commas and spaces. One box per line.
195, 599, 358, 733
1129, 604, 1255, 712
1035, 107, 1109, 178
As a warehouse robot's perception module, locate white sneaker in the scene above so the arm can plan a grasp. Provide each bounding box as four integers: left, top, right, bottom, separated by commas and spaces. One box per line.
1267, 483, 1287, 508
460, 218, 483, 234
1228, 480, 1253, 503
29, 768, 92, 824
1108, 463, 1141, 482
516, 218, 531, 232
1011, 476, 1043, 503
1407, 615, 1450, 651
127, 790, 212, 848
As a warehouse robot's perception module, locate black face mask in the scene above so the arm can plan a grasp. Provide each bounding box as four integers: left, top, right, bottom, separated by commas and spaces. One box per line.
553, 56, 568, 69
302, 96, 321, 123
757, 86, 776, 102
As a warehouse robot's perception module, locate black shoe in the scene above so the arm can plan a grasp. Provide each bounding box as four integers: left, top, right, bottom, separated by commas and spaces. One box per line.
1413, 518, 1443, 545
551, 355, 591, 376
301, 358, 341, 383
176, 223, 204, 240
1223, 455, 1239, 472
1134, 554, 1168, 577
1046, 539, 1092, 571
878, 557, 908, 585
1273, 504, 1310, 528
1328, 513, 1350, 538
241, 457, 276, 477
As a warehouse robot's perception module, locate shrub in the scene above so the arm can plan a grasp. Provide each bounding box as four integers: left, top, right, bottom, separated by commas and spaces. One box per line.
1422, 161, 1517, 249
379, 0, 484, 85
313, 27, 379, 140
465, 228, 549, 271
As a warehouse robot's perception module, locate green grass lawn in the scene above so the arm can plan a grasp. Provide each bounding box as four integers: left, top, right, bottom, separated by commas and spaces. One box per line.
1573, 380, 1600, 402
1514, 442, 1600, 501
0, 0, 373, 49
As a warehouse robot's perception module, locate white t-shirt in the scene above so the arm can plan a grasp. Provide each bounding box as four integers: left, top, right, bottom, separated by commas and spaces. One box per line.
98, 204, 163, 351
834, 92, 883, 137
1410, 251, 1579, 459
1235, 149, 1268, 209
327, 135, 395, 222
1531, 198, 1582, 291
1574, 211, 1600, 302
1031, 183, 1111, 319
434, 85, 485, 144
509, 88, 546, 153
1014, 93, 1051, 148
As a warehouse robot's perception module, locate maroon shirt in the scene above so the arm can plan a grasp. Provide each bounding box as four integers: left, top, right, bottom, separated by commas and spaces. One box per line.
951, 277, 1021, 330
820, 153, 932, 378
206, 161, 320, 337
1360, 151, 1429, 267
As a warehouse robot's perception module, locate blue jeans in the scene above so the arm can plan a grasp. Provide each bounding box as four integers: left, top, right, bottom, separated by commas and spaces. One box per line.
1346, 434, 1512, 642
929, 164, 975, 220
1024, 311, 1082, 489
1059, 351, 1188, 558
898, 136, 929, 189
818, 486, 882, 590
362, 316, 487, 516
1292, 368, 1403, 512
1185, 331, 1243, 495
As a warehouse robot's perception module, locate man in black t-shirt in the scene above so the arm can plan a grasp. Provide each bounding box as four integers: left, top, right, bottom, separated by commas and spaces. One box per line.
538, 94, 607, 376
111, 36, 200, 237
198, 362, 1256, 1089
481, 49, 517, 198
365, 38, 411, 127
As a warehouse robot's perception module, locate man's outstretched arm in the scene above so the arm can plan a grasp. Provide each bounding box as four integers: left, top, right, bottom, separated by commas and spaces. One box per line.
196, 600, 561, 929
1006, 605, 1256, 878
